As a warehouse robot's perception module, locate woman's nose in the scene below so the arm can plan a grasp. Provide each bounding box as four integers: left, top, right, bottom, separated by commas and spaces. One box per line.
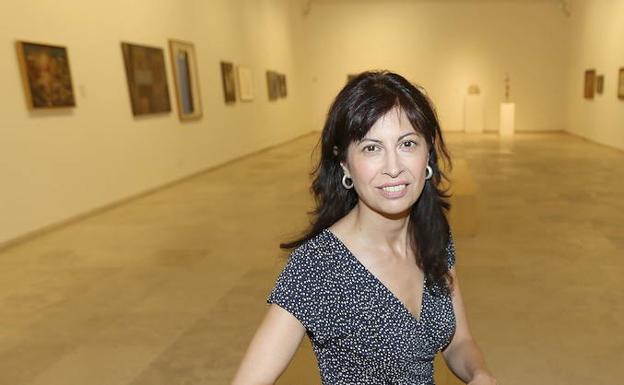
383, 149, 403, 177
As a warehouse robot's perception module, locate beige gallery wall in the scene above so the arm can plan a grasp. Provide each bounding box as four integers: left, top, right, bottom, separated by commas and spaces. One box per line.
564, 0, 624, 151
0, 0, 308, 245
2, 0, 623, 246
298, 0, 570, 134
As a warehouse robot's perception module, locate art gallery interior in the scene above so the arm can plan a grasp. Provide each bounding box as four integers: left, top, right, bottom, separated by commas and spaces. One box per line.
0, 0, 622, 384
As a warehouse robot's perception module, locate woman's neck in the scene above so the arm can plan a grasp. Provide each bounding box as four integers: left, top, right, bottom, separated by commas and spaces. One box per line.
342, 201, 412, 258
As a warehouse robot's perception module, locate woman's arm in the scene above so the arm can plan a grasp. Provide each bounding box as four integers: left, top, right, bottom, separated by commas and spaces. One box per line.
442, 267, 497, 385
230, 304, 307, 385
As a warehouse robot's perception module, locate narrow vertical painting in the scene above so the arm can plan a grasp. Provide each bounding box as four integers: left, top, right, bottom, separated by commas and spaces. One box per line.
584, 69, 595, 99
618, 68, 624, 100
595, 74, 604, 95
237, 66, 254, 102
221, 61, 236, 103
267, 70, 279, 101
16, 40, 76, 109
169, 39, 202, 120
278, 73, 287, 98
121, 42, 171, 116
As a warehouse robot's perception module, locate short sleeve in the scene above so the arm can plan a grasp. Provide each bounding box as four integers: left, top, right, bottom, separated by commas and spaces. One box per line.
266, 244, 325, 340
446, 231, 456, 270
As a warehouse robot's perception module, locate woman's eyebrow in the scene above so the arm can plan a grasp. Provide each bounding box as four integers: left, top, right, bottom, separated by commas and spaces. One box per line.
360, 132, 419, 143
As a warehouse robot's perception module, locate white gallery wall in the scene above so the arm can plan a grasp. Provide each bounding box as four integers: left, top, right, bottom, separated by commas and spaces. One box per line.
0, 0, 308, 245
564, 0, 624, 151
298, 0, 570, 134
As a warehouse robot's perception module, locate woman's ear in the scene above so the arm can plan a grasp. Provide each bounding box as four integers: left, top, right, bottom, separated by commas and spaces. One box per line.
340, 162, 351, 177
334, 146, 349, 173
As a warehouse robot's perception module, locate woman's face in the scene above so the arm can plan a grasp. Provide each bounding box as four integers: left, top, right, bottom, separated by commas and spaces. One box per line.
341, 106, 429, 217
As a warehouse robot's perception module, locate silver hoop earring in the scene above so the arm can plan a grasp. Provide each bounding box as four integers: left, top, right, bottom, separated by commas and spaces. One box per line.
425, 165, 433, 180
342, 174, 354, 189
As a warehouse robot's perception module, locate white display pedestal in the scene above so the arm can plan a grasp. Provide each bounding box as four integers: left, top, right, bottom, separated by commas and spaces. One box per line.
464, 94, 484, 133
499, 103, 515, 136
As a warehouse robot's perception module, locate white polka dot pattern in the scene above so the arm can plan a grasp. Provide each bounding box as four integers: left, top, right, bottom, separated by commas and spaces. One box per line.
267, 228, 457, 385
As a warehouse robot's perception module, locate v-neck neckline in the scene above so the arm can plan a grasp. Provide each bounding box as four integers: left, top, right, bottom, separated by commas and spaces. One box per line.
324, 228, 426, 323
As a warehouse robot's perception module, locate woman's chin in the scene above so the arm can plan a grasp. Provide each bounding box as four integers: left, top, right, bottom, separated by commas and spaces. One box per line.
373, 202, 413, 219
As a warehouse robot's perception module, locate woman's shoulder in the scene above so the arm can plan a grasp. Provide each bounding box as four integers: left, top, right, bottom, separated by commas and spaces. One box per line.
288, 228, 336, 265
268, 229, 339, 303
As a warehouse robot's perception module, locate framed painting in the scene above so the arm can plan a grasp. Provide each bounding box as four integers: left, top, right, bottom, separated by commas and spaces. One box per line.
278, 73, 287, 98
221, 61, 236, 103
266, 70, 279, 101
619, 68, 624, 100
168, 39, 202, 121
15, 40, 76, 109
237, 66, 254, 102
584, 69, 595, 99
595, 74, 604, 94
121, 42, 171, 116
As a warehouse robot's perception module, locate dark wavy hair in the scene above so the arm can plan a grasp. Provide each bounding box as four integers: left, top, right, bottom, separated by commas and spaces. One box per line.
280, 70, 454, 293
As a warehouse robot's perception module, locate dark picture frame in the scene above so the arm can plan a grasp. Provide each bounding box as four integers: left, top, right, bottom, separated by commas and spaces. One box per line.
220, 61, 236, 103
266, 70, 279, 101
595, 74, 604, 95
618, 68, 624, 100
15, 40, 76, 109
278, 73, 287, 98
584, 69, 596, 99
121, 42, 171, 116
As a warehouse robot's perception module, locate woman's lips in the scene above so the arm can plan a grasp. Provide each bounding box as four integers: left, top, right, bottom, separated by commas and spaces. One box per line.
378, 183, 409, 199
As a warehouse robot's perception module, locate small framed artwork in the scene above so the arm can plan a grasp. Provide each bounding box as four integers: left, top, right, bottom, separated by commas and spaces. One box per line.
584, 69, 595, 99
169, 39, 202, 121
121, 42, 171, 116
618, 68, 624, 100
15, 40, 76, 109
266, 71, 279, 101
595, 75, 604, 94
278, 73, 287, 98
220, 61, 236, 103
237, 66, 254, 102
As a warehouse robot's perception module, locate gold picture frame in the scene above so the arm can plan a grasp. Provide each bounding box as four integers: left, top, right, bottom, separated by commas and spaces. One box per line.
168, 39, 202, 121
15, 40, 76, 110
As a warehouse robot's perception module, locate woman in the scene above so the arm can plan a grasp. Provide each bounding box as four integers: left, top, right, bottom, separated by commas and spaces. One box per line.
231, 71, 496, 385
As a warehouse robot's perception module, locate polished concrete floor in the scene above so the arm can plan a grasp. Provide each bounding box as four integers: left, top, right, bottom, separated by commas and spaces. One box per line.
0, 131, 622, 385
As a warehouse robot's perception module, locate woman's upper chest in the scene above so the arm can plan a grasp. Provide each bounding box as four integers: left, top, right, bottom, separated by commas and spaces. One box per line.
324, 228, 426, 322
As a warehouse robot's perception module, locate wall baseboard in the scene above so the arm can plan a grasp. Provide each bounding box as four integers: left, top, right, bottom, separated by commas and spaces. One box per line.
0, 131, 318, 253
562, 130, 624, 154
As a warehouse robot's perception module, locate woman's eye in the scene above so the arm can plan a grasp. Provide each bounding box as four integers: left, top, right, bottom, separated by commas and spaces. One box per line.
363, 145, 378, 152
402, 140, 418, 148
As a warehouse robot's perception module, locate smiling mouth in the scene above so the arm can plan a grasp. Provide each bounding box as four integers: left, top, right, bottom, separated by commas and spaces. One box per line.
380, 184, 408, 193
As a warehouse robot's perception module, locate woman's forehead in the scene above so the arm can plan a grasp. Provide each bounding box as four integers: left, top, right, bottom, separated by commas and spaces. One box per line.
363, 109, 422, 138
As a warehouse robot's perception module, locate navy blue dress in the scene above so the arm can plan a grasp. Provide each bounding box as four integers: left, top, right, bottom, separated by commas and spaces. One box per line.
267, 228, 457, 385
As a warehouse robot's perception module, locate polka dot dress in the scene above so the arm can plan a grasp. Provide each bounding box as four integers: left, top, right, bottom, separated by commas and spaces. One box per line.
267, 228, 457, 385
